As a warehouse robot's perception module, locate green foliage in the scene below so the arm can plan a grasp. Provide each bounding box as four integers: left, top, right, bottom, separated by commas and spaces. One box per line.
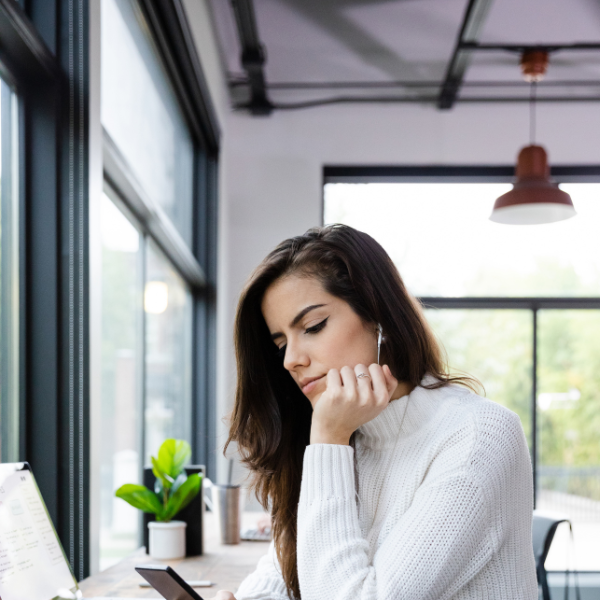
115, 438, 201, 522
157, 439, 191, 482
115, 484, 163, 514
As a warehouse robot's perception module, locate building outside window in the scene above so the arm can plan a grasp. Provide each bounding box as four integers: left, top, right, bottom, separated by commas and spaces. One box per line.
325, 181, 600, 571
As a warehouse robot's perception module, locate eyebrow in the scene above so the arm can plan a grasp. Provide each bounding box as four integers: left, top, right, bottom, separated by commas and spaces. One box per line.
270, 304, 327, 341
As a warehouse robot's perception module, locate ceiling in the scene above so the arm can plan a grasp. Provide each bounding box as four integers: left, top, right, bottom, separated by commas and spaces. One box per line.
208, 0, 600, 111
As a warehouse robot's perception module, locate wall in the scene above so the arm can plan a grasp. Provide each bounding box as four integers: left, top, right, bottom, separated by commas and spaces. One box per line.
217, 100, 600, 481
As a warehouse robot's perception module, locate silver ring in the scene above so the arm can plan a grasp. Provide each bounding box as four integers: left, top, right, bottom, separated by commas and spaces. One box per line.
357, 372, 370, 380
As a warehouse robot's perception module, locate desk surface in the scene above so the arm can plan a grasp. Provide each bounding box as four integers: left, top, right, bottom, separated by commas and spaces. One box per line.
79, 513, 270, 598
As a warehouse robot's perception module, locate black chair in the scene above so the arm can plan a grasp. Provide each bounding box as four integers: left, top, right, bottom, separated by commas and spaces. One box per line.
532, 510, 580, 600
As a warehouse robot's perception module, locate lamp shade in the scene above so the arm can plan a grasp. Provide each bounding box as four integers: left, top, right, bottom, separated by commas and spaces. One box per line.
490, 145, 576, 225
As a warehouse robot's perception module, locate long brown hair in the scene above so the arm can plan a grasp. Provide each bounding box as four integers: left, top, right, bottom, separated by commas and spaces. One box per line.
226, 224, 479, 599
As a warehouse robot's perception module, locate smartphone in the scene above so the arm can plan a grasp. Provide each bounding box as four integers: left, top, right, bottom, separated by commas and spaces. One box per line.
135, 565, 205, 600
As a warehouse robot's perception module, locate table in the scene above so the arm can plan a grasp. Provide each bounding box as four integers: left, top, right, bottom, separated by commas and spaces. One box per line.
78, 512, 271, 598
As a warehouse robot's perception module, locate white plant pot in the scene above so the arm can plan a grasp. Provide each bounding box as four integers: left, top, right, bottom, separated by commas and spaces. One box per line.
148, 520, 187, 560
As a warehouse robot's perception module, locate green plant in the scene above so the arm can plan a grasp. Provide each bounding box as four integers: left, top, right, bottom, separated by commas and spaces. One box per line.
115, 439, 201, 522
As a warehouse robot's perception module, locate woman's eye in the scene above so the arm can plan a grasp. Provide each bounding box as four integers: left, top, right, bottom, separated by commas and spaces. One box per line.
275, 345, 287, 359
305, 317, 328, 335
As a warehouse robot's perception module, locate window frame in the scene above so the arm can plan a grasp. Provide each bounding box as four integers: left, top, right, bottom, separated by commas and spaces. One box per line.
0, 0, 91, 580
323, 164, 600, 507
0, 79, 21, 464
99, 0, 219, 476
92, 0, 219, 572
0, 0, 218, 580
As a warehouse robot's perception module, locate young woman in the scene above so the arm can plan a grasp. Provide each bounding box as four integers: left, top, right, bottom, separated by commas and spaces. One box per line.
219, 224, 537, 600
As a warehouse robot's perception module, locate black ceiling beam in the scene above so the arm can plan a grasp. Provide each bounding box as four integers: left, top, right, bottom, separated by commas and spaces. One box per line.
324, 165, 600, 184
244, 94, 600, 112
230, 0, 273, 116
438, 0, 494, 110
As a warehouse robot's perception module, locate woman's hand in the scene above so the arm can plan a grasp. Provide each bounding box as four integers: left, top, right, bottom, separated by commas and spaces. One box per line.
310, 363, 398, 445
209, 591, 236, 600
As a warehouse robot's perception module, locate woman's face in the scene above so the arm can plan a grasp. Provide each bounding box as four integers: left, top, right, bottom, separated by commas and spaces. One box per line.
261, 274, 378, 407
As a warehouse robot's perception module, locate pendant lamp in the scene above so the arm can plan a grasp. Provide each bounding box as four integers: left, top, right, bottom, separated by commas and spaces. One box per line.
490, 50, 576, 225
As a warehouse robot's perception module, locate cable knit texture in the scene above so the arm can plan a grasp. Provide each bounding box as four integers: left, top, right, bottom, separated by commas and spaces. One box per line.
235, 376, 538, 600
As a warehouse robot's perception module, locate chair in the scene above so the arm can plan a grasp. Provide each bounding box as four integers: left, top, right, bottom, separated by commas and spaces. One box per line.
532, 510, 579, 600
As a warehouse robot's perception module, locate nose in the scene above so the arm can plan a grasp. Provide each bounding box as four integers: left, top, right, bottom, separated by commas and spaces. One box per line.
282, 338, 310, 372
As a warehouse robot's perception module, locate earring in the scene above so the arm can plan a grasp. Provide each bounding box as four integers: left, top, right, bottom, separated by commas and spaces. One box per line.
377, 323, 383, 365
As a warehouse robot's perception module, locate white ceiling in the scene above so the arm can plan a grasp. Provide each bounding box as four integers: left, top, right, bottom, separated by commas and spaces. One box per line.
209, 0, 600, 106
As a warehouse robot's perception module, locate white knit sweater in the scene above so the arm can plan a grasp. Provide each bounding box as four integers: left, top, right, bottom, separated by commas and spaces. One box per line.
236, 376, 538, 600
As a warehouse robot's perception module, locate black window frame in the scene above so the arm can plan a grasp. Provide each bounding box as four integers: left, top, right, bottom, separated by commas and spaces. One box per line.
0, 0, 219, 580
109, 0, 220, 479
323, 164, 600, 507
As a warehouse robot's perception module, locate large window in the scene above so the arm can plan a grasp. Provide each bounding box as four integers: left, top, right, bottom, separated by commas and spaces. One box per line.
0, 0, 215, 580
0, 79, 19, 463
97, 0, 216, 570
95, 0, 216, 572
98, 192, 143, 570
325, 180, 600, 571
101, 0, 194, 245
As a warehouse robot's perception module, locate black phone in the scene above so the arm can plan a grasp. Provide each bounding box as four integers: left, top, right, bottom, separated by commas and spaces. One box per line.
135, 565, 205, 600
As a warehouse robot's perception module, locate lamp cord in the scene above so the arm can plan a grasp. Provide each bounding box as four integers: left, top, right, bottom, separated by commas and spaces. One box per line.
530, 80, 537, 145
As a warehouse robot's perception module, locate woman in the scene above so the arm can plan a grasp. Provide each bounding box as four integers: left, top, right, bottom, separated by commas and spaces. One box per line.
219, 224, 537, 600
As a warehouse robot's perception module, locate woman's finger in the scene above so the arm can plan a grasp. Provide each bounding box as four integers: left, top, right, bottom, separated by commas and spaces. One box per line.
213, 591, 236, 600
340, 365, 358, 398
367, 363, 388, 402
354, 363, 373, 395
326, 368, 342, 395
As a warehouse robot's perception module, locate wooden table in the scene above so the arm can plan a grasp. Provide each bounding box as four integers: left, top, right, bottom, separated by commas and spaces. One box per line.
79, 513, 271, 598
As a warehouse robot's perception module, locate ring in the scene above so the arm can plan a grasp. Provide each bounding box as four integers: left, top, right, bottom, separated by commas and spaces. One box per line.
357, 373, 370, 380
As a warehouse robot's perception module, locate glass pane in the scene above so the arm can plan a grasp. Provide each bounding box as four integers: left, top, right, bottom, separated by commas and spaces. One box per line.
101, 0, 194, 245
324, 182, 600, 297
425, 309, 533, 446
0, 80, 19, 462
538, 310, 600, 571
145, 242, 192, 462
98, 193, 143, 570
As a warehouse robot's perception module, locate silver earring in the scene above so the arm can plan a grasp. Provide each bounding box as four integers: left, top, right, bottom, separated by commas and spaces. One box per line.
377, 323, 383, 365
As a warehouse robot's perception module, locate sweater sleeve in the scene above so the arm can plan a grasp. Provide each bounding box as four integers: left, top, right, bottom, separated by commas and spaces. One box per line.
235, 540, 291, 600
297, 410, 530, 600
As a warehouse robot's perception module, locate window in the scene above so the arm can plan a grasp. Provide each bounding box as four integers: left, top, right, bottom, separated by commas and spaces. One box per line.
145, 242, 193, 462
325, 179, 600, 570
96, 0, 215, 572
325, 182, 600, 297
101, 0, 194, 245
98, 192, 143, 570
0, 79, 19, 463
0, 0, 216, 579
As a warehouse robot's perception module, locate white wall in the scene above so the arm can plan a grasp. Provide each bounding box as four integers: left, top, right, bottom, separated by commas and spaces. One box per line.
217, 101, 600, 481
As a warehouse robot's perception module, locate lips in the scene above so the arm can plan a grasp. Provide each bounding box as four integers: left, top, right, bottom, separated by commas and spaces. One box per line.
300, 375, 325, 395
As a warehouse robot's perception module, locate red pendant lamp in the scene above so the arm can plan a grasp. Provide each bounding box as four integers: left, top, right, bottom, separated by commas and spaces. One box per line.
490, 50, 576, 225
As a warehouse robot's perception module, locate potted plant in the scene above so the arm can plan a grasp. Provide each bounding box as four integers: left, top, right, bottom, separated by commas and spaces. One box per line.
115, 438, 202, 560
